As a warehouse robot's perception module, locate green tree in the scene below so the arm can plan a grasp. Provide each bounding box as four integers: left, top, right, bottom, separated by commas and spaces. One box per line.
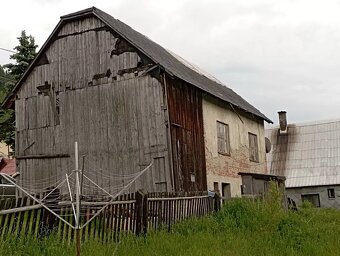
0, 31, 38, 151
0, 65, 6, 98
0, 65, 14, 101
4, 31, 38, 82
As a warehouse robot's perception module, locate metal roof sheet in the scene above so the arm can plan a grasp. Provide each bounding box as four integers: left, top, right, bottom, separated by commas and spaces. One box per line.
266, 119, 340, 188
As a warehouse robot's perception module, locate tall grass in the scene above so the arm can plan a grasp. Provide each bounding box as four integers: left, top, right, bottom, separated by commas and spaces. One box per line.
117, 185, 340, 256
0, 234, 116, 256
1, 188, 340, 255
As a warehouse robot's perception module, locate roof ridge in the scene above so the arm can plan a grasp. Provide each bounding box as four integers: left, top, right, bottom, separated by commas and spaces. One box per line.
266, 118, 340, 130
60, 6, 96, 19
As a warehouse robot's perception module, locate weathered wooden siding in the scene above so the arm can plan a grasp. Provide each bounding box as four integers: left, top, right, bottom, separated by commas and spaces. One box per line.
166, 77, 207, 191
15, 16, 171, 192
16, 17, 143, 99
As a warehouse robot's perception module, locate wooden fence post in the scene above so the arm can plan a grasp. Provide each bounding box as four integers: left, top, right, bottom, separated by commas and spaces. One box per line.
142, 192, 148, 235
213, 192, 221, 212
135, 190, 148, 236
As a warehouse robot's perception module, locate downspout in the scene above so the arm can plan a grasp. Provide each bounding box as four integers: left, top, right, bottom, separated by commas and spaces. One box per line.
163, 72, 175, 191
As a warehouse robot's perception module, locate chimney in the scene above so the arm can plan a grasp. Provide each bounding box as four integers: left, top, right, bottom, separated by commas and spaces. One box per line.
278, 111, 287, 132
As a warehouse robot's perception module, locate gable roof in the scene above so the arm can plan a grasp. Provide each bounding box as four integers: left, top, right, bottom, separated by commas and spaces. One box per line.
266, 119, 340, 188
3, 7, 272, 123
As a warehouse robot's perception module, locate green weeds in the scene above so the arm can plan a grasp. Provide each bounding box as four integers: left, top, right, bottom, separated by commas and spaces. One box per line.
1, 189, 340, 255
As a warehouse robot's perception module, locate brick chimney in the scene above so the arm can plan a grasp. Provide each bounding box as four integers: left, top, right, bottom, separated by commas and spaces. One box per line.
278, 111, 287, 133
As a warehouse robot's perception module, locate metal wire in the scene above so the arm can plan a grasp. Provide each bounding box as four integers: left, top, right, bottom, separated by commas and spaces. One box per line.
0, 159, 152, 231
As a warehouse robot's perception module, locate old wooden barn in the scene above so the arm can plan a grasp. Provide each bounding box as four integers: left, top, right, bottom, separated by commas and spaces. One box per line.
3, 7, 271, 193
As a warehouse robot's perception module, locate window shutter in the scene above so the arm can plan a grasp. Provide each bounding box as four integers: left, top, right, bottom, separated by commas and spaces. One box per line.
248, 133, 259, 162
217, 122, 230, 155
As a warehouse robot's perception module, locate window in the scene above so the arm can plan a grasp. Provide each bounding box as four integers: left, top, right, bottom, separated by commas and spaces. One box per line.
217, 122, 230, 155
248, 133, 259, 162
301, 194, 320, 207
328, 188, 335, 199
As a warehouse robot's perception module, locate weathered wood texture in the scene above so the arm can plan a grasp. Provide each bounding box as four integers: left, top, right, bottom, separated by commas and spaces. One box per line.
166, 76, 207, 191
15, 16, 170, 192
0, 192, 215, 242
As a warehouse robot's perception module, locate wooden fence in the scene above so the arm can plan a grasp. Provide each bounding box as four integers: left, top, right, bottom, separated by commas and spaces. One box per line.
0, 191, 218, 242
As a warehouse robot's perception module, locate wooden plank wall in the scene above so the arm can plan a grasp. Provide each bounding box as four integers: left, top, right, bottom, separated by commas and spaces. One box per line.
166, 76, 207, 192
14, 15, 171, 193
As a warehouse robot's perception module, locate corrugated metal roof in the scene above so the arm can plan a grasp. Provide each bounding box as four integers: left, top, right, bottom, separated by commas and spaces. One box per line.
266, 119, 340, 188
3, 7, 272, 123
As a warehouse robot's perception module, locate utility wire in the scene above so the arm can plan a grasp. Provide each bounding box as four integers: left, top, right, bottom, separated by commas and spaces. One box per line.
0, 47, 16, 53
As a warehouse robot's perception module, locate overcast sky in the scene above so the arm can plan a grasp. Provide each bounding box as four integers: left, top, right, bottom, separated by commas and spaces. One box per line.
1, 0, 340, 125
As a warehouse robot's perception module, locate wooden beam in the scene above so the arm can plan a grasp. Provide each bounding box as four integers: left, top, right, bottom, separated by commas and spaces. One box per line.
16, 154, 70, 160
0, 204, 42, 215
58, 200, 136, 206
148, 195, 209, 201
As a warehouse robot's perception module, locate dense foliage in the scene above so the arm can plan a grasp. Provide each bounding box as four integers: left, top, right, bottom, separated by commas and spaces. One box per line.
4, 31, 38, 81
0, 31, 38, 150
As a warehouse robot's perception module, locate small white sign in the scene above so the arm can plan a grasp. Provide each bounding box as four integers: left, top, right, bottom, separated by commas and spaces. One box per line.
190, 173, 195, 182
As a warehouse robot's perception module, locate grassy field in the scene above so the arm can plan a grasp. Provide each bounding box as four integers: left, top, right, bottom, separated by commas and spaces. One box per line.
1, 194, 340, 256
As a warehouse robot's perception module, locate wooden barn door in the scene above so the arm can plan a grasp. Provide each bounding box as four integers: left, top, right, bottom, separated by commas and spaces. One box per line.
166, 76, 207, 192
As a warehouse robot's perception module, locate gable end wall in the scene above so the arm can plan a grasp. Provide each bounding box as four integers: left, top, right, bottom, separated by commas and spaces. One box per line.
15, 15, 172, 193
